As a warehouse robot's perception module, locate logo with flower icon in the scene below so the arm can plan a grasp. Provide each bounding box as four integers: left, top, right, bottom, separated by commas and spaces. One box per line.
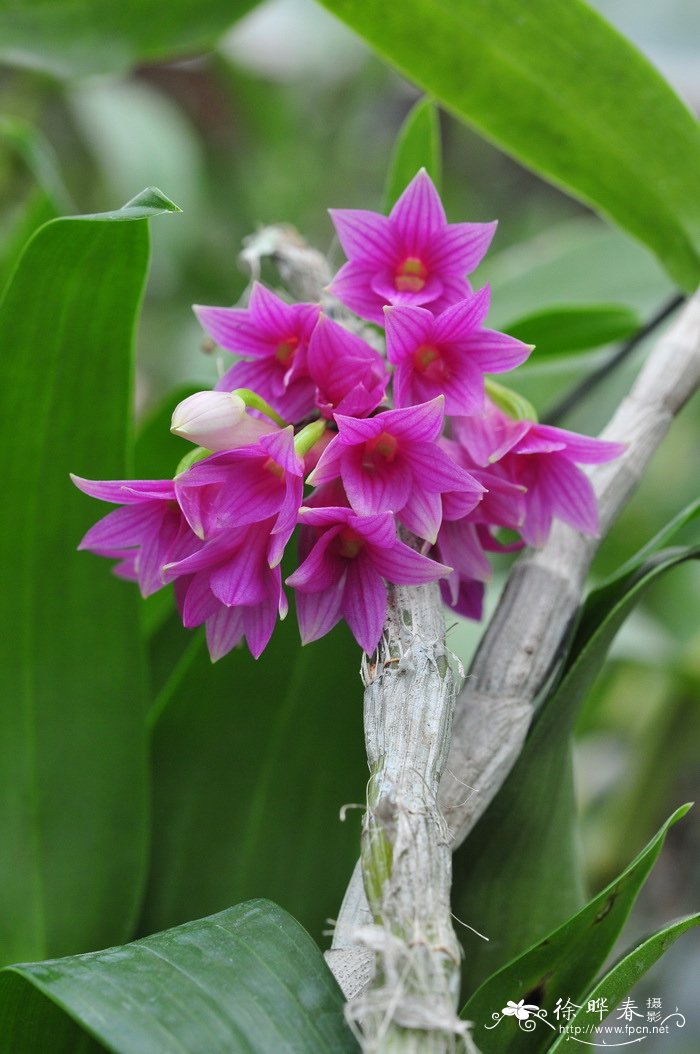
501, 999, 540, 1021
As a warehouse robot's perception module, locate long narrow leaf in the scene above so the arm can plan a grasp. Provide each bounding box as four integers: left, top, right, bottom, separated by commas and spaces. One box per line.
0, 191, 177, 967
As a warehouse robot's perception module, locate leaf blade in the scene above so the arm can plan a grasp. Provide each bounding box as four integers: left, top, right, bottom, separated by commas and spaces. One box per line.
0, 193, 175, 966
382, 97, 442, 210
318, 0, 700, 289
0, 901, 357, 1054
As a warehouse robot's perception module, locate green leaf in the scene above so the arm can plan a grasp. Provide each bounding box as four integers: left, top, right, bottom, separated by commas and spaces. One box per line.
503, 303, 640, 357
0, 188, 57, 299
0, 0, 261, 78
547, 914, 700, 1051
382, 98, 442, 210
0, 117, 74, 213
0, 900, 357, 1053
0, 192, 177, 967
453, 540, 700, 996
317, 0, 700, 290
140, 618, 368, 943
460, 806, 691, 1053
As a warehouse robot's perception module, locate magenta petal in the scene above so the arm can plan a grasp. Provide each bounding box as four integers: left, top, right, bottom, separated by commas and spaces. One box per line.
372, 397, 445, 444
390, 169, 446, 254
181, 573, 220, 628
341, 444, 413, 516
441, 578, 485, 620
305, 437, 344, 487
328, 260, 386, 325
194, 304, 271, 358
438, 520, 491, 581
294, 577, 345, 645
531, 425, 626, 464
215, 356, 284, 398
286, 526, 344, 592
136, 506, 182, 597
78, 504, 162, 552
243, 579, 282, 658
539, 456, 599, 536
209, 538, 270, 606
347, 510, 397, 549
259, 426, 303, 475
454, 411, 529, 466
247, 282, 297, 337
432, 286, 491, 340
398, 487, 443, 543
384, 304, 435, 364
370, 539, 451, 584
406, 441, 481, 495
520, 479, 554, 547
297, 505, 352, 529
440, 355, 486, 416
426, 220, 497, 275
206, 604, 245, 662
469, 330, 532, 373
342, 557, 387, 654
428, 274, 474, 313
329, 208, 398, 266
71, 475, 176, 504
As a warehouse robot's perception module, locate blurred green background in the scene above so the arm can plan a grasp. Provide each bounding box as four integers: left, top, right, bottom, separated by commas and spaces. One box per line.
1, 1, 698, 1047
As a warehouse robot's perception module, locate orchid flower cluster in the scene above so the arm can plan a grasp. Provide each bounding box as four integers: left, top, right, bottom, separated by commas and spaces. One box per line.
73, 171, 623, 661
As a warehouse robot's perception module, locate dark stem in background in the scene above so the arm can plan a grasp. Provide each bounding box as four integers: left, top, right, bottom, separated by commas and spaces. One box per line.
543, 293, 686, 426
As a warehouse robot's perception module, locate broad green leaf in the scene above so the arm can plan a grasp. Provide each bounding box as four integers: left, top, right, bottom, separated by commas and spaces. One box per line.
382, 97, 442, 210
0, 900, 357, 1054
547, 914, 700, 1051
504, 303, 640, 357
317, 0, 700, 290
0, 192, 177, 967
140, 617, 368, 942
0, 0, 261, 78
453, 542, 700, 995
460, 805, 691, 1053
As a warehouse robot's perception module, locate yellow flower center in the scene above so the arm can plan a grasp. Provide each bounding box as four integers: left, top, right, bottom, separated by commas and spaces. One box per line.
362, 430, 399, 470
394, 256, 428, 293
274, 335, 299, 365
335, 526, 365, 559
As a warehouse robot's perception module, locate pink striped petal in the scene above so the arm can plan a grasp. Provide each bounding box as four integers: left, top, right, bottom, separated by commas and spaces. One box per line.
384, 304, 435, 364
342, 557, 387, 654
206, 605, 244, 662
432, 286, 491, 340
294, 577, 345, 645
329, 208, 398, 267
530, 425, 626, 464
341, 443, 413, 516
370, 539, 451, 584
328, 261, 386, 325
390, 169, 446, 254
538, 456, 599, 536
194, 305, 272, 358
426, 221, 497, 274
71, 475, 176, 504
468, 330, 532, 373
398, 487, 443, 543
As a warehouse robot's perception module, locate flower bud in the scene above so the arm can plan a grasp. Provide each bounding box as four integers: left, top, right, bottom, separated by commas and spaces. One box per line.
171, 390, 276, 451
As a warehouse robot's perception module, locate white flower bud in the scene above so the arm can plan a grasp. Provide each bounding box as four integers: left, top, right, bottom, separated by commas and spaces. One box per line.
170, 391, 276, 451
